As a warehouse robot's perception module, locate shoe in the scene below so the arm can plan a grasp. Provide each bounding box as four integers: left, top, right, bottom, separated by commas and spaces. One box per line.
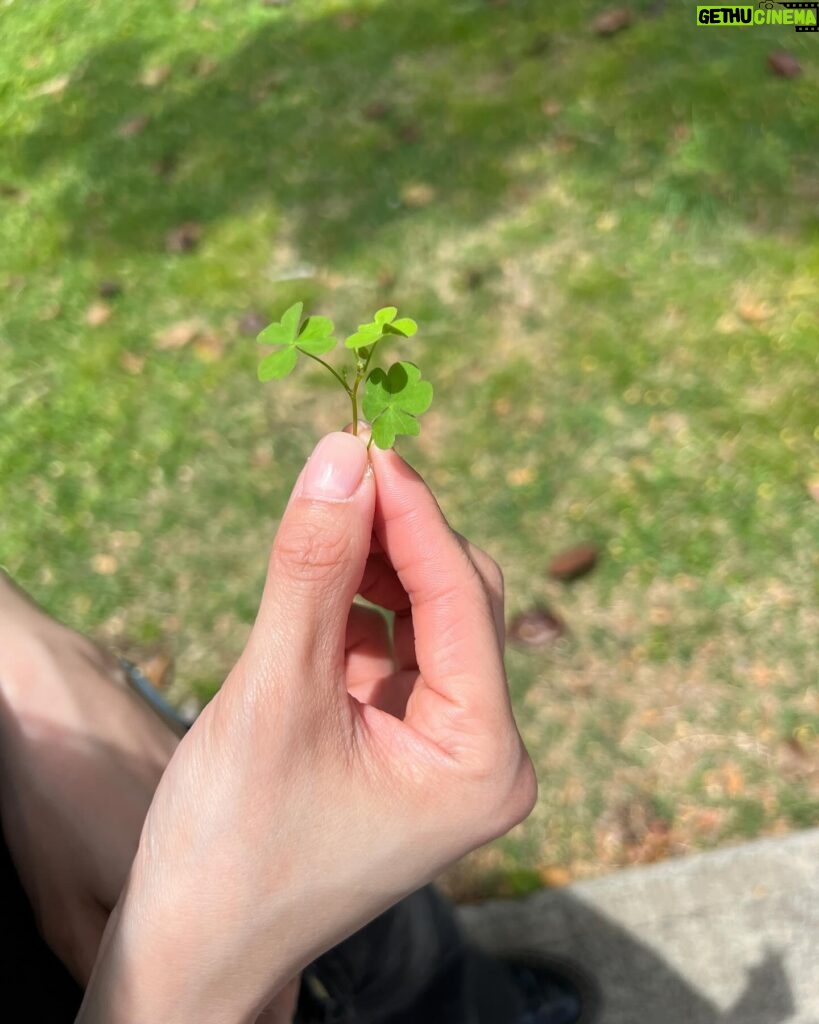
502, 954, 599, 1024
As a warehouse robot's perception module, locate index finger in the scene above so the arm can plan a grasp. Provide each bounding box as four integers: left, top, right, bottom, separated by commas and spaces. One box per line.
368, 445, 508, 718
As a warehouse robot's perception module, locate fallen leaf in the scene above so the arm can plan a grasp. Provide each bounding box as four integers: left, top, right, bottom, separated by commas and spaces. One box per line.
807, 480, 819, 504
362, 100, 392, 120
192, 332, 225, 362
464, 267, 487, 291
195, 56, 218, 77
154, 319, 203, 349
140, 64, 171, 88
723, 762, 745, 797
738, 300, 773, 324
252, 443, 273, 468
541, 98, 562, 117
98, 280, 123, 299
525, 34, 551, 57
85, 301, 112, 327
506, 465, 536, 487
32, 74, 70, 98
91, 553, 118, 575
716, 311, 741, 335
252, 72, 286, 101
377, 268, 397, 290
508, 607, 566, 647
398, 122, 422, 144
539, 865, 571, 887
549, 543, 599, 582
140, 652, 174, 689
596, 796, 673, 866
117, 114, 150, 138
153, 153, 178, 179
778, 737, 816, 779
120, 351, 146, 374
768, 51, 801, 78
0, 183, 23, 199
400, 182, 437, 208
37, 302, 61, 321
239, 309, 268, 336
165, 221, 202, 253
593, 7, 633, 35
110, 530, 142, 550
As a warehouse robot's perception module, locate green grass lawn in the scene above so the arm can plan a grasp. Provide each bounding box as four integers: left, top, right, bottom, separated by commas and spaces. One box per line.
2, 0, 818, 896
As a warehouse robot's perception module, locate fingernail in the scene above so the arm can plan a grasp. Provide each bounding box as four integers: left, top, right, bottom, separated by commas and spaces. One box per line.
301, 432, 368, 501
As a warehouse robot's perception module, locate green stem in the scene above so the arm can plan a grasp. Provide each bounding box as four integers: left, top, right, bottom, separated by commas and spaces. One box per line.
361, 337, 381, 376
296, 348, 351, 394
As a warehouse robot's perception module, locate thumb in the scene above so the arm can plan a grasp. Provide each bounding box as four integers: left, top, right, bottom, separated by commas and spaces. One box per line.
248, 432, 374, 675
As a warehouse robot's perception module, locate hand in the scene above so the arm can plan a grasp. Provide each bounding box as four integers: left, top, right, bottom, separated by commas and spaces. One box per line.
79, 432, 537, 1024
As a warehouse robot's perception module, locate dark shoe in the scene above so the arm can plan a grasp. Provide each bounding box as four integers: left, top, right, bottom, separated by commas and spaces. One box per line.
502, 954, 600, 1024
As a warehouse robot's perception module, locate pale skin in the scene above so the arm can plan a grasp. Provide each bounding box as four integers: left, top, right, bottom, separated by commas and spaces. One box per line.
0, 432, 536, 1024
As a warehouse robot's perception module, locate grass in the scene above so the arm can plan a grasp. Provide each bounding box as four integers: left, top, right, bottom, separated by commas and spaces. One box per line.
1, 0, 818, 897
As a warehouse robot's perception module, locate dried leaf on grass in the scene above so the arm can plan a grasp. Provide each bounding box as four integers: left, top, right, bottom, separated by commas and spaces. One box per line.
117, 115, 150, 139
549, 543, 599, 581
768, 52, 801, 79
508, 607, 566, 646
32, 75, 70, 98
154, 318, 204, 350
85, 301, 112, 327
165, 221, 202, 253
593, 7, 633, 36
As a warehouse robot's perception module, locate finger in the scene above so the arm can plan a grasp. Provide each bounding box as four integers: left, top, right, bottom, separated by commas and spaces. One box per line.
452, 533, 505, 648
368, 446, 508, 721
355, 553, 417, 672
244, 433, 374, 690
345, 604, 394, 691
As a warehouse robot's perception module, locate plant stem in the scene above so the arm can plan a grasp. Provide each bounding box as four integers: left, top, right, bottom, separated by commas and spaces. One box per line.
362, 338, 381, 376
296, 348, 351, 394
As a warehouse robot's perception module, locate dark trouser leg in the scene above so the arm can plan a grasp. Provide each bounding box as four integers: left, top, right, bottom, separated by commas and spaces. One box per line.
0, 828, 83, 1023
301, 885, 523, 1024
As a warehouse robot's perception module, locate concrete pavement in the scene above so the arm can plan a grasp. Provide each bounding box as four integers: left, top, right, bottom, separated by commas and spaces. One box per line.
458, 829, 819, 1023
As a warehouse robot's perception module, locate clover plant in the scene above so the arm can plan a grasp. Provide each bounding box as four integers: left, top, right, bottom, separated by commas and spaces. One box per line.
257, 302, 433, 450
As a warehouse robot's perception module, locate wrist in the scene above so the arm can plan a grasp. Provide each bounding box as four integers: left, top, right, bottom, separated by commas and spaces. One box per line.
77, 865, 294, 1024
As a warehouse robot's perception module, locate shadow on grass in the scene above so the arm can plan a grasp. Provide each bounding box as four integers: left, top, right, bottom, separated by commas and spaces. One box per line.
7, 0, 818, 264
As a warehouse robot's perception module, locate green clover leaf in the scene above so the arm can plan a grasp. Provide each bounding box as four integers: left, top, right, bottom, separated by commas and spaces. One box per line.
362, 360, 433, 449
257, 301, 337, 380
344, 306, 418, 351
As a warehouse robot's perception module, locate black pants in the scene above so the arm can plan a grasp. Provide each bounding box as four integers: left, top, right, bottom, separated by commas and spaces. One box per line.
0, 831, 519, 1024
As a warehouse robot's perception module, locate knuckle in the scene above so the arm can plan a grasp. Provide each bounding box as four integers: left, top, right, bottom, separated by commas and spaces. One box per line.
487, 556, 505, 600
470, 543, 505, 599
273, 510, 353, 587
474, 743, 538, 833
